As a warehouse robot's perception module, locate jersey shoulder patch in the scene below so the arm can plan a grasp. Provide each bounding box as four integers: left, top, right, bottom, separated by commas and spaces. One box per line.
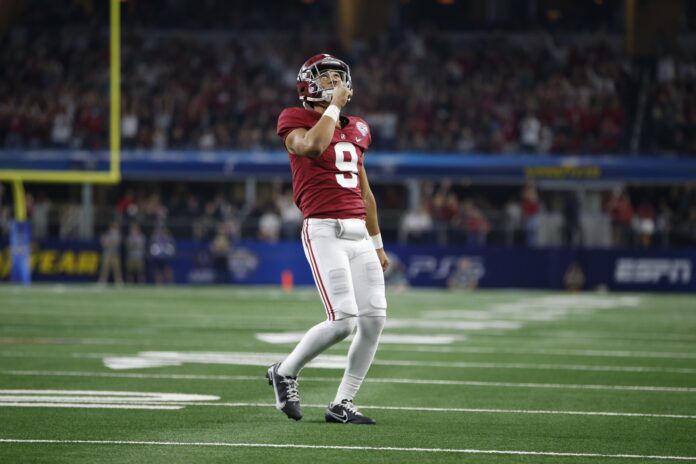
348, 116, 372, 149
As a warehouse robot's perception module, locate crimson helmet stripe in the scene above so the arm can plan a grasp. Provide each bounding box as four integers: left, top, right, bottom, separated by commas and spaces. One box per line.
304, 53, 332, 67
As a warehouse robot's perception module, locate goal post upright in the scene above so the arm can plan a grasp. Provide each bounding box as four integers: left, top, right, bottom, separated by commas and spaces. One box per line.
109, 0, 121, 184
2, 0, 122, 284
0, 0, 121, 185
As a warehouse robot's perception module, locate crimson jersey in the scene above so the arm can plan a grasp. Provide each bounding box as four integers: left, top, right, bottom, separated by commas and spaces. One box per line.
277, 107, 372, 219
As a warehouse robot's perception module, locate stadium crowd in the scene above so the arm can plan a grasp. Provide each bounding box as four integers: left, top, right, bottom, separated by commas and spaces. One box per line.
1, 5, 693, 156
647, 54, 696, 155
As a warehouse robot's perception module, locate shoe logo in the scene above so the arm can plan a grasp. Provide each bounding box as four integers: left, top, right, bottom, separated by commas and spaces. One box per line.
355, 137, 363, 142
327, 410, 349, 423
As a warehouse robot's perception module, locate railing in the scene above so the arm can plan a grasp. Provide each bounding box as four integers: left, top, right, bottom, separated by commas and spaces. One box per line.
15, 203, 692, 250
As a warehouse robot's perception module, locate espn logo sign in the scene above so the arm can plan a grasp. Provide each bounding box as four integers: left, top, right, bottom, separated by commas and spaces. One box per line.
614, 258, 692, 284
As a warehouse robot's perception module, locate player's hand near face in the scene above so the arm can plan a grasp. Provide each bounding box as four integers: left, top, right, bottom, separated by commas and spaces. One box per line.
285, 71, 352, 158
330, 79, 352, 109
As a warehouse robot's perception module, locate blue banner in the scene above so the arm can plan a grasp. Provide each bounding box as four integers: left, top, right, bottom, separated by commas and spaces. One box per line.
2, 239, 694, 292
2, 150, 696, 183
388, 245, 695, 292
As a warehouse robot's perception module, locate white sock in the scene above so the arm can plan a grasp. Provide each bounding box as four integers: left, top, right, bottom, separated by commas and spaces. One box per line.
334, 315, 386, 404
278, 317, 356, 377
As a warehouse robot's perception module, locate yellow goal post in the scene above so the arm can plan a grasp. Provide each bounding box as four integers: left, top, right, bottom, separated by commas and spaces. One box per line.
0, 0, 122, 220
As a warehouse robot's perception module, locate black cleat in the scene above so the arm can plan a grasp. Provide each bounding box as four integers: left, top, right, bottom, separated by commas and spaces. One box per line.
266, 363, 303, 421
325, 399, 376, 425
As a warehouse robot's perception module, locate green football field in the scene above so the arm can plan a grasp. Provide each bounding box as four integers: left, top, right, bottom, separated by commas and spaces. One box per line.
1, 285, 695, 463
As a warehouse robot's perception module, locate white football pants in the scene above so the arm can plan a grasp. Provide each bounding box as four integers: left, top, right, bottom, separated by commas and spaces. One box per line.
301, 218, 387, 320
278, 218, 387, 392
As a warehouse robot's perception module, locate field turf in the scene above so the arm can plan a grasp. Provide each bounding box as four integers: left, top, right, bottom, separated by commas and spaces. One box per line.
0, 284, 695, 463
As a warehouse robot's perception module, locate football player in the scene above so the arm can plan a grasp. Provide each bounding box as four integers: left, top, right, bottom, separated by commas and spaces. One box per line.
267, 54, 389, 425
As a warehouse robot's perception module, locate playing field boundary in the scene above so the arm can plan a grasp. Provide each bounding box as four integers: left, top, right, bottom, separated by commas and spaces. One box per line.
167, 401, 696, 420
4, 370, 696, 393
4, 337, 696, 359
1, 438, 695, 461
1, 395, 695, 419
3, 350, 696, 374
379, 345, 696, 359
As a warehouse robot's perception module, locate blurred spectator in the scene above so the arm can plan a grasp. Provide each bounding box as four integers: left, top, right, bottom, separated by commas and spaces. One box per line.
429, 190, 459, 245
210, 224, 232, 283
447, 257, 482, 290
503, 197, 522, 246
58, 204, 82, 239
276, 190, 302, 240
401, 201, 433, 244
31, 192, 51, 239
121, 102, 139, 149
563, 262, 585, 292
460, 199, 491, 247
258, 207, 281, 243
116, 189, 137, 218
687, 206, 696, 244
633, 201, 655, 248
562, 191, 581, 246
655, 202, 672, 248
98, 222, 123, 285
149, 225, 176, 284
520, 112, 542, 153
606, 187, 633, 246
195, 201, 220, 240
521, 183, 541, 246
125, 223, 146, 284
383, 252, 409, 292
51, 109, 73, 149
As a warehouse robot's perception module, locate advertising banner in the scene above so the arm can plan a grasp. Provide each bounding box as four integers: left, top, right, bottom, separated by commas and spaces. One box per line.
9, 221, 31, 285
1, 239, 694, 292
3, 150, 696, 184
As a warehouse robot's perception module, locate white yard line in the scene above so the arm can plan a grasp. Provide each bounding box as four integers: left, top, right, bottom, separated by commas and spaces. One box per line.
379, 345, 696, 359
161, 401, 696, 420
0, 390, 217, 410
71, 350, 696, 374
0, 370, 260, 381
0, 337, 136, 346
1, 391, 694, 418
0, 350, 686, 374
370, 359, 696, 374
0, 352, 74, 358
0, 403, 181, 410
3, 369, 696, 393
365, 377, 696, 393
542, 331, 696, 343
488, 331, 696, 344
3, 398, 694, 419
4, 337, 696, 359
0, 438, 695, 461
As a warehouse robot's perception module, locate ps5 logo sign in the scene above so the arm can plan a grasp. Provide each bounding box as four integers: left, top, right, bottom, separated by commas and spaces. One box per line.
614, 258, 691, 285
229, 248, 259, 279
408, 255, 485, 280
